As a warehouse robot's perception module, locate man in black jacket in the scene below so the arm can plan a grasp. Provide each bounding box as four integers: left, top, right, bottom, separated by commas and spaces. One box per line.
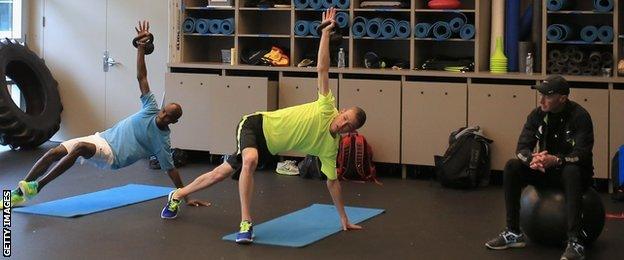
485, 75, 594, 260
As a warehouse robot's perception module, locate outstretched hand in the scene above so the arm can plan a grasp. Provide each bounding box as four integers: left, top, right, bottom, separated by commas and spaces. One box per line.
186, 198, 211, 207
320, 7, 337, 33
342, 222, 363, 231
134, 20, 151, 45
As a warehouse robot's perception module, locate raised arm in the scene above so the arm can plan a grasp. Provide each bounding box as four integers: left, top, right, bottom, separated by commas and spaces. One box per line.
327, 179, 362, 231
135, 20, 151, 95
317, 8, 336, 96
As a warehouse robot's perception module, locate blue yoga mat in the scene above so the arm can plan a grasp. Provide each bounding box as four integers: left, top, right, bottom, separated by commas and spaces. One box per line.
220, 18, 234, 35
580, 26, 598, 42
335, 12, 349, 28
310, 0, 323, 10
619, 146, 624, 186
183, 17, 196, 33
415, 22, 431, 38
14, 184, 173, 218
432, 21, 451, 40
381, 18, 397, 39
334, 0, 349, 9
547, 0, 569, 11
295, 20, 310, 36
294, 0, 309, 9
366, 18, 382, 38
505, 0, 520, 72
195, 19, 210, 34
460, 24, 475, 40
597, 25, 613, 43
396, 20, 410, 39
222, 204, 384, 247
310, 21, 321, 36
594, 0, 613, 12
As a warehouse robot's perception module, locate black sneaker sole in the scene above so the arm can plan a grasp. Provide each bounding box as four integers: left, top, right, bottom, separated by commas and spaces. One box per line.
485, 242, 526, 250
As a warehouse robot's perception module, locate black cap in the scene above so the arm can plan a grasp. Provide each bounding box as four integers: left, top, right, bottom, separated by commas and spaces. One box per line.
532, 75, 570, 95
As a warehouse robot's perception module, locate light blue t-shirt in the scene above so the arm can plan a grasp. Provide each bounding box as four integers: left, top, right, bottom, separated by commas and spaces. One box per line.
100, 92, 174, 171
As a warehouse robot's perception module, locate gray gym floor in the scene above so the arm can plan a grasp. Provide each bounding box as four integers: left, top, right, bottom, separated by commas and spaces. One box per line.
1, 142, 623, 260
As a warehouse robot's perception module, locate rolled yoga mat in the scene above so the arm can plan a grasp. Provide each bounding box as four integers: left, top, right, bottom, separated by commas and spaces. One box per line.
580, 26, 599, 42
183, 17, 196, 33
532, 0, 542, 71
415, 23, 432, 38
322, 0, 332, 8
396, 20, 411, 39
208, 19, 222, 34
381, 18, 397, 39
335, 12, 349, 28
594, 0, 614, 12
310, 0, 323, 10
505, 0, 520, 72
597, 25, 613, 43
334, 0, 350, 9
491, 0, 505, 56
352, 16, 367, 38
220, 18, 234, 35
195, 18, 210, 34
432, 21, 452, 40
547, 24, 573, 42
519, 4, 532, 41
295, 20, 310, 36
460, 24, 475, 40
449, 17, 465, 34
294, 0, 309, 9
366, 18, 383, 38
310, 21, 321, 36
547, 0, 570, 11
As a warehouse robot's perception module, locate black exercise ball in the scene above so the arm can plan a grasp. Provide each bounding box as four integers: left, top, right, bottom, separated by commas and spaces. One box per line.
519, 186, 605, 246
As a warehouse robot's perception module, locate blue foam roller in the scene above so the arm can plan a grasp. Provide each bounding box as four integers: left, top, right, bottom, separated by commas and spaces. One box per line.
295, 20, 310, 36
195, 19, 210, 34
449, 17, 465, 33
334, 0, 350, 9
598, 25, 613, 43
220, 18, 234, 35
547, 0, 568, 11
432, 21, 451, 40
366, 18, 382, 38
594, 0, 613, 12
310, 21, 321, 36
519, 4, 533, 41
414, 23, 432, 38
396, 20, 411, 39
322, 0, 332, 8
381, 18, 397, 39
460, 24, 475, 40
294, 0, 309, 9
505, 0, 520, 71
183, 17, 196, 33
310, 0, 323, 10
336, 12, 348, 28
580, 26, 598, 42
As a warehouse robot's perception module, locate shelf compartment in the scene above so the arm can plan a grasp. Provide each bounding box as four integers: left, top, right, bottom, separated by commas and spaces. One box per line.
352, 40, 410, 69
238, 10, 291, 35
182, 36, 234, 63
293, 37, 349, 68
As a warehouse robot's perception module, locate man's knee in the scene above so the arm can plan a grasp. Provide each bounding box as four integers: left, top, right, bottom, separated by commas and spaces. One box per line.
561, 164, 583, 185
504, 159, 525, 174
241, 155, 258, 172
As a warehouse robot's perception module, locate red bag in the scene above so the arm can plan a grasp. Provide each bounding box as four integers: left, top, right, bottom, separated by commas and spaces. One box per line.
336, 132, 380, 184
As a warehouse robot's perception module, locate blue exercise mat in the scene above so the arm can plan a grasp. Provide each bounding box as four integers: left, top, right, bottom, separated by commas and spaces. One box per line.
14, 184, 173, 218
222, 204, 385, 247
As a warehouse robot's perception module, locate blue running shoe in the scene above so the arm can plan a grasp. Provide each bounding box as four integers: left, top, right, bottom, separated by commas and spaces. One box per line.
161, 189, 181, 219
235, 220, 253, 244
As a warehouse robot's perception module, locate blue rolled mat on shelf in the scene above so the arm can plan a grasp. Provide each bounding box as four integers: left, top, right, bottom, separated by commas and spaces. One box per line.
505, 0, 520, 72
310, 0, 323, 10
352, 16, 367, 38
547, 24, 573, 42
323, 0, 332, 8
220, 18, 235, 35
594, 0, 613, 12
432, 21, 451, 40
519, 4, 533, 41
396, 20, 411, 39
336, 12, 349, 28
580, 26, 598, 42
295, 20, 310, 36
598, 25, 613, 43
334, 0, 350, 9
381, 18, 397, 39
460, 24, 475, 40
415, 23, 431, 38
310, 21, 321, 36
547, 0, 569, 11
366, 18, 382, 38
208, 19, 221, 34
195, 18, 210, 34
183, 17, 196, 33
294, 0, 309, 9
449, 17, 465, 33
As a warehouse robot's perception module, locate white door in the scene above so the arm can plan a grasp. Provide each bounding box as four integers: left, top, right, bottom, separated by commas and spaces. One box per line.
43, 0, 107, 140
104, 0, 169, 125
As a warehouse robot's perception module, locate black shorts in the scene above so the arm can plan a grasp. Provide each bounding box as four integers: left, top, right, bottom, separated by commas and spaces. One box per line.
227, 114, 273, 180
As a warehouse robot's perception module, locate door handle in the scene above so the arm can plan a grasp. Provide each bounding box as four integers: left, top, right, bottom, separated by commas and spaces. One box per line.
103, 50, 119, 72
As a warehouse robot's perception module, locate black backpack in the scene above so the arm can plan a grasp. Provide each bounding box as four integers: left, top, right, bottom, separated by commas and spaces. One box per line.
298, 155, 326, 180
434, 126, 492, 189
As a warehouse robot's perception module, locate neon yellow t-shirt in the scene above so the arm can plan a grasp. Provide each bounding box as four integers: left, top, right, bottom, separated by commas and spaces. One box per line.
259, 91, 339, 180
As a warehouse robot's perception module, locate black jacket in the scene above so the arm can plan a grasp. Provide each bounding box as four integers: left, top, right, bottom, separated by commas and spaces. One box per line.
515, 100, 594, 176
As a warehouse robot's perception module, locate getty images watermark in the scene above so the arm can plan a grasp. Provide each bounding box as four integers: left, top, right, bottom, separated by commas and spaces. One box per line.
2, 190, 10, 257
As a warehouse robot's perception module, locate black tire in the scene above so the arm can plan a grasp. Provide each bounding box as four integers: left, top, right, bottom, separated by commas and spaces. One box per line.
0, 39, 62, 150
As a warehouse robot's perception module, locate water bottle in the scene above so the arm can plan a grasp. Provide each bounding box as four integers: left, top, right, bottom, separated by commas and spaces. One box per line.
337, 48, 346, 68
525, 52, 534, 74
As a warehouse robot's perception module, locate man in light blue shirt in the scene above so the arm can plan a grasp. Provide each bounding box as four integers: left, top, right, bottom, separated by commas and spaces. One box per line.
7, 21, 208, 208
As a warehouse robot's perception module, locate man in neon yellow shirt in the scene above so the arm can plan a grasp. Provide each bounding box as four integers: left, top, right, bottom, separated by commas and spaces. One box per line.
161, 8, 367, 244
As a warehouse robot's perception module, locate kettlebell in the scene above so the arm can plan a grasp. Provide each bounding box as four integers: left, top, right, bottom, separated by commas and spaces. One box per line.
132, 33, 155, 55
